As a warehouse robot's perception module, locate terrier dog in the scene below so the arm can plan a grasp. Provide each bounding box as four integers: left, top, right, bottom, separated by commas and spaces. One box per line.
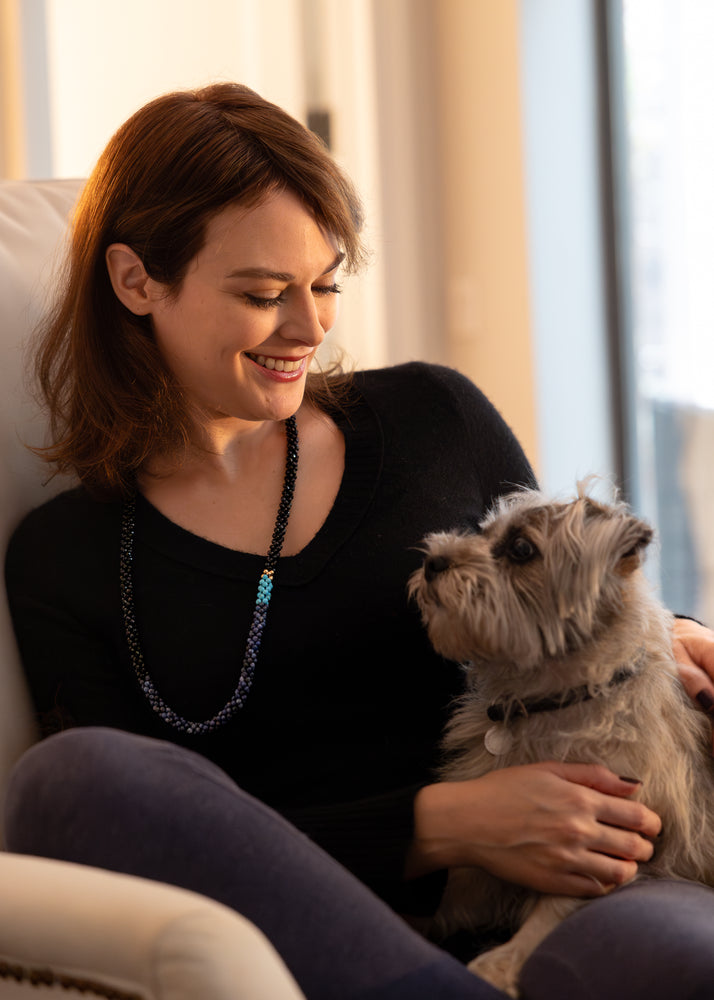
409, 483, 714, 997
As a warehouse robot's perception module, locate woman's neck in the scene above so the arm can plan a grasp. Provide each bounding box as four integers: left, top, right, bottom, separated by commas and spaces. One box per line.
141, 413, 289, 488
136, 404, 345, 557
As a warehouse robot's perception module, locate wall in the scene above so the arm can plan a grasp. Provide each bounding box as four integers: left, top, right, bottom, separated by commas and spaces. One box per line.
46, 0, 305, 177
432, 0, 538, 468
0, 0, 26, 177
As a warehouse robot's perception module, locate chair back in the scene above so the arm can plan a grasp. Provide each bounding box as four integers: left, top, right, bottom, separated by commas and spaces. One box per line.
0, 178, 84, 798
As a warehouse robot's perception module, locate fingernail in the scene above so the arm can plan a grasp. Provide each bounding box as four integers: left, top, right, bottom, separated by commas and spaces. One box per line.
696, 690, 714, 714
619, 776, 642, 784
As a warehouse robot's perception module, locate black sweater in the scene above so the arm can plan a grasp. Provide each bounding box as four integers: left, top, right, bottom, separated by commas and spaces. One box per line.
5, 362, 535, 908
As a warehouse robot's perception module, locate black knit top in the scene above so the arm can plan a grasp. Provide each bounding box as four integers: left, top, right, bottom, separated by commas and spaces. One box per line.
5, 362, 535, 908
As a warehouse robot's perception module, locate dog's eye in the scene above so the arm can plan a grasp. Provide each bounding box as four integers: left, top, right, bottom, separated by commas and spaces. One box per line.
506, 536, 538, 564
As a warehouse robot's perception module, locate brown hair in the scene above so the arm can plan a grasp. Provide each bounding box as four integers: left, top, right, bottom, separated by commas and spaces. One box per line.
34, 82, 366, 497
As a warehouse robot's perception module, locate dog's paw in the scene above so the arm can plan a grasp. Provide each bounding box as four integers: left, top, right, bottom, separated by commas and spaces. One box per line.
468, 943, 523, 999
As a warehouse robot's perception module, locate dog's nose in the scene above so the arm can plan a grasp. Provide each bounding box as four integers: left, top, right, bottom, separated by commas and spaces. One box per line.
424, 554, 452, 582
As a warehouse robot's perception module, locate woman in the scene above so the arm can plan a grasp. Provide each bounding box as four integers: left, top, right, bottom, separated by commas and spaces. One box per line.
5, 83, 714, 1000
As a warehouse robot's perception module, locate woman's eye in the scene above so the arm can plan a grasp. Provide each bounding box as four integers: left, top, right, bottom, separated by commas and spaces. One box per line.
313, 282, 342, 297
244, 293, 286, 309
243, 283, 340, 309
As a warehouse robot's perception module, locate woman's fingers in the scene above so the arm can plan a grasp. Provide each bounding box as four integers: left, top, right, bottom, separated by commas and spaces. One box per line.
678, 660, 714, 702
592, 794, 661, 846
543, 762, 662, 840
528, 765, 660, 895
673, 617, 714, 701
671, 619, 714, 749
471, 834, 639, 898
588, 820, 655, 863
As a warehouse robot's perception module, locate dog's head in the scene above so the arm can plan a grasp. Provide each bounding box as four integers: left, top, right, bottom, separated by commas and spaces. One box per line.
409, 484, 653, 669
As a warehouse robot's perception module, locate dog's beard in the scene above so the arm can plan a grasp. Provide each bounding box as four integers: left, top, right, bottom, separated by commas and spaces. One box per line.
414, 566, 549, 668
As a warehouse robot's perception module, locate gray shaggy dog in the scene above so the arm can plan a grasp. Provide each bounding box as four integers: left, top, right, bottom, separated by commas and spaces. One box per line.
409, 483, 714, 997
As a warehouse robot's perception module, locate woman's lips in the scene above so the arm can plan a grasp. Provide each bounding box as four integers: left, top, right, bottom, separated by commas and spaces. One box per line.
245, 352, 307, 379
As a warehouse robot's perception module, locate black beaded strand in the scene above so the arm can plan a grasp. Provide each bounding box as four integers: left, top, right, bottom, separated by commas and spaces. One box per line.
119, 415, 299, 734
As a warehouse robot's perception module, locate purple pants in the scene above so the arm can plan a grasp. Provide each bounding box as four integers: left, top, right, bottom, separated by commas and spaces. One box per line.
4, 727, 714, 999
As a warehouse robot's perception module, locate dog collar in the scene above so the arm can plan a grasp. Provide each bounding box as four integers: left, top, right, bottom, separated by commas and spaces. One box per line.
486, 666, 637, 723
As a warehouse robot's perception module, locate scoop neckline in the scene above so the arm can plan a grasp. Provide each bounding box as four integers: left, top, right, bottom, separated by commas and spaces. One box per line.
133, 387, 383, 586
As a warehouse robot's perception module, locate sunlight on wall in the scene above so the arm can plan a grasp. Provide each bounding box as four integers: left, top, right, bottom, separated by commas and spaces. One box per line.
44, 0, 305, 178
0, 0, 25, 177
436, 0, 537, 471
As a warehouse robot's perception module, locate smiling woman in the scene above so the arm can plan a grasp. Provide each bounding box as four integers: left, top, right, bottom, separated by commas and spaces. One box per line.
105, 191, 343, 430
6, 81, 714, 1000
32, 83, 364, 499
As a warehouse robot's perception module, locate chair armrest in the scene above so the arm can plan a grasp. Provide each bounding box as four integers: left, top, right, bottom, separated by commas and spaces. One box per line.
0, 852, 306, 999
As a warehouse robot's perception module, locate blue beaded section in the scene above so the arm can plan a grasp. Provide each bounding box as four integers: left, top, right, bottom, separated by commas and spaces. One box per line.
120, 415, 298, 734
256, 570, 273, 604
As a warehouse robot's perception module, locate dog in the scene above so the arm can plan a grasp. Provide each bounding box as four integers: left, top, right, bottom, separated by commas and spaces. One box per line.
408, 482, 714, 997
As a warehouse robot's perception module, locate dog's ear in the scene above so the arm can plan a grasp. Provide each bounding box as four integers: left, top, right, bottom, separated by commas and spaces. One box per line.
616, 515, 654, 574
581, 496, 653, 573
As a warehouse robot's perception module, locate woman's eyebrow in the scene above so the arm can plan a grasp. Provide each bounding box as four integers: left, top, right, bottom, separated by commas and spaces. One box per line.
224, 251, 345, 282
321, 251, 346, 274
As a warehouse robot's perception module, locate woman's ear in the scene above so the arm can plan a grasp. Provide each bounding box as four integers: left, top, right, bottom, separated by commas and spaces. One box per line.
105, 244, 156, 315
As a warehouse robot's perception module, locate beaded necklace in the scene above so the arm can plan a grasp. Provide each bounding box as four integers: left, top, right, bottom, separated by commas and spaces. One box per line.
119, 414, 299, 735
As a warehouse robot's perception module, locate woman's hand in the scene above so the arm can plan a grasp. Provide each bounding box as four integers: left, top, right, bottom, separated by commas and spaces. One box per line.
406, 762, 661, 897
673, 619, 714, 739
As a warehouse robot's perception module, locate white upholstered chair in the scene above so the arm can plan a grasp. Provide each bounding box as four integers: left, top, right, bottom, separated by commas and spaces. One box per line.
0, 179, 306, 1000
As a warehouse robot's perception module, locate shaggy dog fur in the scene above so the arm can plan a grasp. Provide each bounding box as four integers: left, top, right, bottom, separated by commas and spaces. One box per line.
408, 483, 714, 997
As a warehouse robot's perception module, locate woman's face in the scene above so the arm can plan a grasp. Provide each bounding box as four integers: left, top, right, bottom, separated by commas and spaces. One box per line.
146, 189, 343, 426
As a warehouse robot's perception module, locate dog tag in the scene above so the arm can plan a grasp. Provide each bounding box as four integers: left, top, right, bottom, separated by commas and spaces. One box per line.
484, 725, 514, 756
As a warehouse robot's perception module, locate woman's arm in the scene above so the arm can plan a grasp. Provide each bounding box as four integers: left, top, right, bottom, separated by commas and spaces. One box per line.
406, 762, 660, 897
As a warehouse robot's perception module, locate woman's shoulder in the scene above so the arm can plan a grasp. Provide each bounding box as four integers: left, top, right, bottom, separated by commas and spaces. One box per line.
354, 360, 480, 394
351, 361, 536, 489
6, 486, 121, 576
10, 484, 119, 532
352, 361, 509, 428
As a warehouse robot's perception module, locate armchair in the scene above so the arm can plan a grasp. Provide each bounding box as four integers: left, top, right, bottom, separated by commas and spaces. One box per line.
0, 179, 306, 1000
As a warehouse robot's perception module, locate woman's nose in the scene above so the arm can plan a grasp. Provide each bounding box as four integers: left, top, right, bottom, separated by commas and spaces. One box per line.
280, 290, 334, 346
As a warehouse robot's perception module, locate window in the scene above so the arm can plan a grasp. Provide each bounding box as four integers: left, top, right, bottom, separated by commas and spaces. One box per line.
608, 0, 714, 619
